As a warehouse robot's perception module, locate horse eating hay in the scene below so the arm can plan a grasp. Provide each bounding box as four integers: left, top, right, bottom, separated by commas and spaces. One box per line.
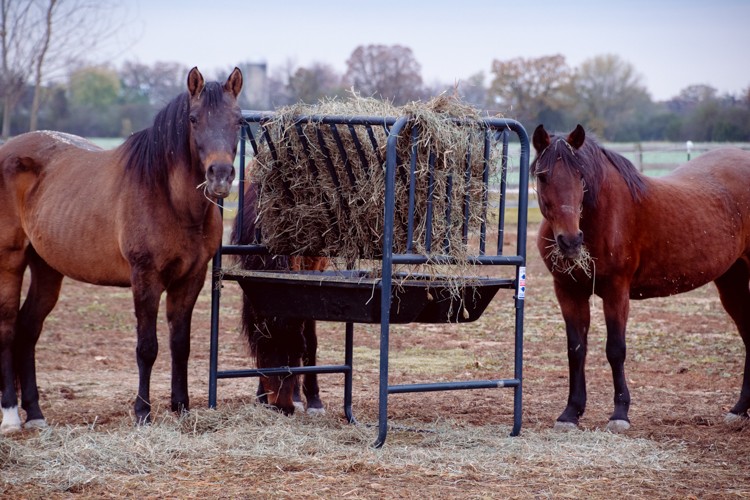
230, 181, 327, 415
532, 124, 750, 432
0, 67, 242, 433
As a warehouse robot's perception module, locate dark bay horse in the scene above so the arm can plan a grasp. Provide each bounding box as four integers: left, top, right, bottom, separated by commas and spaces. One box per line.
0, 67, 242, 433
231, 181, 326, 415
532, 124, 750, 432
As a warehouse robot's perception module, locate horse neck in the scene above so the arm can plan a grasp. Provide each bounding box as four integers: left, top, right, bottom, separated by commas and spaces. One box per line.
582, 160, 637, 231
165, 158, 217, 223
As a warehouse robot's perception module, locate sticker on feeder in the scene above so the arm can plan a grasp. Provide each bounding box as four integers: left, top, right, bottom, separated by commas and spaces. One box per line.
517, 267, 526, 299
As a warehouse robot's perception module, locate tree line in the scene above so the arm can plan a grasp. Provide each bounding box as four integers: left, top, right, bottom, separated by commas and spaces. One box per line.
1, 1, 748, 142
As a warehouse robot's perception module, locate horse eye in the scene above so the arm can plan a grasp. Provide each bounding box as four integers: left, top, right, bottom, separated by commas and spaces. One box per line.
536, 173, 547, 184
189, 115, 198, 124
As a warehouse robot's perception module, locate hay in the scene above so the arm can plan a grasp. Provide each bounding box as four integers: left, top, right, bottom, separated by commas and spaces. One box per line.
0, 405, 693, 497
249, 93, 494, 269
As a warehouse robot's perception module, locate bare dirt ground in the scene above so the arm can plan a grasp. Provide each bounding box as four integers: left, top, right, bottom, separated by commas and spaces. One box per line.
2, 223, 749, 498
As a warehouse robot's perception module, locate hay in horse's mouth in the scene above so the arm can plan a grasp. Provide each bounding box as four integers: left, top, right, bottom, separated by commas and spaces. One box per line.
545, 242, 595, 280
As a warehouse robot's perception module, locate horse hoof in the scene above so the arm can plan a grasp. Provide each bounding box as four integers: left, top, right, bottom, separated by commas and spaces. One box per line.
24, 419, 48, 430
306, 407, 326, 416
553, 421, 578, 432
1, 407, 22, 435
606, 419, 631, 433
293, 401, 305, 413
724, 412, 748, 425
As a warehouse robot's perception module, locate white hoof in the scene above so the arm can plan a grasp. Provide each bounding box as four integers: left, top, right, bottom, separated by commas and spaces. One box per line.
606, 419, 631, 433
1, 406, 22, 435
306, 407, 326, 416
24, 418, 48, 430
553, 421, 578, 432
724, 412, 748, 424
292, 401, 305, 413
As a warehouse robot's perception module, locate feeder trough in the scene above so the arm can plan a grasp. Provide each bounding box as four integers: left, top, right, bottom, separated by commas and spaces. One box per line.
222, 269, 513, 324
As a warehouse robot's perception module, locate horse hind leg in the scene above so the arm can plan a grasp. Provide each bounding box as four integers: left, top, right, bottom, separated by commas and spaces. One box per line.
714, 260, 750, 422
15, 248, 63, 430
0, 248, 26, 434
301, 319, 325, 415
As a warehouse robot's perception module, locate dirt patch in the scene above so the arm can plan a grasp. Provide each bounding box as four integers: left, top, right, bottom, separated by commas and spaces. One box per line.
2, 223, 749, 498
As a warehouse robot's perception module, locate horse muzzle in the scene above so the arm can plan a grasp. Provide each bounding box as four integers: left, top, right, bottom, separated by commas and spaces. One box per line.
205, 163, 235, 199
556, 231, 584, 259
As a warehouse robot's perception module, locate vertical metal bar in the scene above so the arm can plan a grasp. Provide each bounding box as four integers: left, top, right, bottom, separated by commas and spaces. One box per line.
462, 135, 472, 245
348, 124, 370, 178
425, 150, 436, 253
443, 174, 453, 254
236, 123, 247, 239
366, 125, 383, 166
344, 322, 355, 423
497, 130, 509, 256
406, 125, 419, 253
511, 121, 530, 437
374, 115, 409, 448
479, 128, 491, 256
208, 199, 225, 409
331, 124, 357, 188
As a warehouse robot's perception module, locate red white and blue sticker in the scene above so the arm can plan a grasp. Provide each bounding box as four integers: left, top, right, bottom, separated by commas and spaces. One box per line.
518, 267, 526, 299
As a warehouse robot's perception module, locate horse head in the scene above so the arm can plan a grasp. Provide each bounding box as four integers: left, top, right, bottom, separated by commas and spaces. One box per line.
186, 67, 243, 199
532, 124, 587, 259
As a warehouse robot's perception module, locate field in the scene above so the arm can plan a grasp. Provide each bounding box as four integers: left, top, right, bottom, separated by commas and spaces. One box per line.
1, 218, 749, 498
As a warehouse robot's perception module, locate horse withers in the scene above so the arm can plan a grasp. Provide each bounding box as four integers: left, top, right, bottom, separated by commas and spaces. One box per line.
532, 124, 750, 432
231, 181, 326, 415
0, 67, 242, 433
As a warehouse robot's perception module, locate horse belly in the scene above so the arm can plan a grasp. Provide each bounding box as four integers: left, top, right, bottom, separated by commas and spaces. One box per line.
25, 215, 132, 286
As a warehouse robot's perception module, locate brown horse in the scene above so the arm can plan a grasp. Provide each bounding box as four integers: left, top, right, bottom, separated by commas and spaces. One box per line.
0, 67, 242, 433
532, 124, 750, 432
231, 181, 326, 415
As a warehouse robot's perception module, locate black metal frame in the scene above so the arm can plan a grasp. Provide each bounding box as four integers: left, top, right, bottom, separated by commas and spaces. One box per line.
208, 111, 530, 447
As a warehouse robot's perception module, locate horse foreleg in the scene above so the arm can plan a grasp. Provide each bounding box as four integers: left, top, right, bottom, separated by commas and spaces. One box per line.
554, 281, 591, 430
165, 272, 206, 415
714, 262, 750, 421
131, 276, 163, 424
15, 248, 63, 429
0, 250, 25, 434
301, 319, 324, 415
602, 288, 631, 433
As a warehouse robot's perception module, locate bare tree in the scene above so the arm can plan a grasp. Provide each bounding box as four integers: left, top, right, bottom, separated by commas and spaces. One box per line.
344, 44, 424, 105
489, 54, 573, 127
288, 62, 342, 103
1, 0, 34, 137
0, 0, 126, 136
572, 54, 650, 138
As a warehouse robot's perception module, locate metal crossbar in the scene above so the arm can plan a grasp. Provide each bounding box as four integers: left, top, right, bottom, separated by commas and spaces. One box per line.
208, 111, 530, 447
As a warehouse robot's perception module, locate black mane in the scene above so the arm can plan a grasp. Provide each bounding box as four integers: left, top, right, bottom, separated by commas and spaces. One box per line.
532, 132, 647, 207
120, 82, 226, 188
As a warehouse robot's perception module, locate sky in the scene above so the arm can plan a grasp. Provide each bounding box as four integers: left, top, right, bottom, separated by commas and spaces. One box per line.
103, 0, 750, 102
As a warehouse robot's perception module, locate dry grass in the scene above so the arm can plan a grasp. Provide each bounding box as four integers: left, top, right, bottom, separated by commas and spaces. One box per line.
0, 403, 695, 498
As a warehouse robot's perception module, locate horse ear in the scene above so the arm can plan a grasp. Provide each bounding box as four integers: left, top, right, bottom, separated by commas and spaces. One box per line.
224, 67, 243, 98
187, 67, 205, 97
567, 124, 586, 150
532, 124, 550, 153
